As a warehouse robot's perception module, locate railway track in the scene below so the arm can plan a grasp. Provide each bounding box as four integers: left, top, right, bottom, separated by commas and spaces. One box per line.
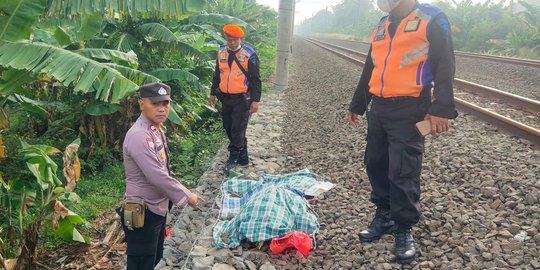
305, 37, 540, 147
332, 39, 540, 68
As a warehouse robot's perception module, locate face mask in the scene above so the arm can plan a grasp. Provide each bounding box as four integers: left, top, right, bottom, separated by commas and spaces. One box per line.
377, 0, 400, 13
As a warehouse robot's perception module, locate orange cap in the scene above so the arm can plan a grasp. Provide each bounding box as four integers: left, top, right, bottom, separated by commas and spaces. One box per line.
223, 24, 244, 38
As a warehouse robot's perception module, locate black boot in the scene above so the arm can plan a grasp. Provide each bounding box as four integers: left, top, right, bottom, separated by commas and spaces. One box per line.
359, 208, 396, 242
237, 148, 249, 167
225, 150, 239, 176
394, 226, 416, 264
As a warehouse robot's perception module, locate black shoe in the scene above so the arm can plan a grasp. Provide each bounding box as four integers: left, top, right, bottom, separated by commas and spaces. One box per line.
225, 150, 239, 176
359, 208, 396, 242
394, 226, 416, 264
225, 160, 236, 176
237, 149, 249, 167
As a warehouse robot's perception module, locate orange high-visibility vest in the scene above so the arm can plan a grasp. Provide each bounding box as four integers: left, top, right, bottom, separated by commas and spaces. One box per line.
369, 5, 443, 98
217, 45, 255, 94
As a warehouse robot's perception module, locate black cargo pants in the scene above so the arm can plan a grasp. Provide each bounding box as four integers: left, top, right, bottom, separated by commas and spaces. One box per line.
221, 94, 250, 154
364, 97, 430, 227
118, 208, 166, 270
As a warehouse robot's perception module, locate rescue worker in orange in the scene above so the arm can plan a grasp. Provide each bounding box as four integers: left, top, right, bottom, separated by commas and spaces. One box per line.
208, 24, 261, 175
347, 0, 457, 264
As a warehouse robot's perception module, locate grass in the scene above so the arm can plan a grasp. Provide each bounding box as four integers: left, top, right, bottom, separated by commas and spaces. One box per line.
67, 164, 125, 220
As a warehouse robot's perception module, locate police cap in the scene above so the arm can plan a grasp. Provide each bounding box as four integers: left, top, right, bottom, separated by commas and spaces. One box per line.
139, 82, 171, 103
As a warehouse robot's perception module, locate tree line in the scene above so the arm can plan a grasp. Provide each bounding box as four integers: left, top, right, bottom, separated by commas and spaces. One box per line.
296, 0, 540, 59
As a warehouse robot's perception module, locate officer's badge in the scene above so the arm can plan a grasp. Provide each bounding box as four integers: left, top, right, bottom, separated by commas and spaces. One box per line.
374, 26, 385, 41
238, 55, 246, 62
158, 87, 167, 95
220, 52, 227, 62
404, 19, 421, 32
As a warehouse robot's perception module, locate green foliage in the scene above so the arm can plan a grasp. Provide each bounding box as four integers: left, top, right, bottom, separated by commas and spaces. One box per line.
20, 140, 88, 242
168, 114, 225, 185
297, 0, 540, 59
78, 146, 116, 175
66, 164, 124, 220
0, 140, 89, 268
0, 0, 277, 266
0, 42, 139, 103
0, 0, 48, 42
46, 0, 208, 19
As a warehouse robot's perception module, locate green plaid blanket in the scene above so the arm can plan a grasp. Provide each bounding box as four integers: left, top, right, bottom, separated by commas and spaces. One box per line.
213, 169, 320, 249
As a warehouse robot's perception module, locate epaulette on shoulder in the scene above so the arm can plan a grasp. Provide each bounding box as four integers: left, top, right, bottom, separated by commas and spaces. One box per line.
417, 3, 443, 17
242, 45, 256, 56
378, 15, 389, 24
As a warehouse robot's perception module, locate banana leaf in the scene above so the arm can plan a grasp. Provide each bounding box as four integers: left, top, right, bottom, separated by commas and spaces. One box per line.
0, 0, 48, 42
0, 42, 138, 103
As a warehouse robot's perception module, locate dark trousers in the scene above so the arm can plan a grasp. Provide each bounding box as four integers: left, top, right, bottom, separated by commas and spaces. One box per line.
221, 95, 250, 153
118, 208, 166, 270
365, 97, 429, 227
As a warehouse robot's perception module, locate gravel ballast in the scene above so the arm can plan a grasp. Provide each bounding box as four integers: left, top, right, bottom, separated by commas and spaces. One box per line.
152, 37, 539, 270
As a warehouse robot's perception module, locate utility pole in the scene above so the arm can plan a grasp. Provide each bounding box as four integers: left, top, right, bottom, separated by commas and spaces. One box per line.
274, 0, 294, 91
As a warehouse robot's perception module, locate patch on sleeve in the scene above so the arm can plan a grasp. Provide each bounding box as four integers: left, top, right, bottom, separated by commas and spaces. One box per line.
146, 137, 156, 152
160, 151, 166, 162
249, 56, 259, 65
436, 18, 449, 33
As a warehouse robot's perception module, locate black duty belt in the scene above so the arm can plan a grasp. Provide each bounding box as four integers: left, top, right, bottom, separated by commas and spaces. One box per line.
221, 93, 247, 99
372, 96, 426, 102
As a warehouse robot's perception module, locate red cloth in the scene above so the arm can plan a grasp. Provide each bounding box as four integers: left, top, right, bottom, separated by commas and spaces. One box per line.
165, 227, 173, 239
269, 231, 312, 256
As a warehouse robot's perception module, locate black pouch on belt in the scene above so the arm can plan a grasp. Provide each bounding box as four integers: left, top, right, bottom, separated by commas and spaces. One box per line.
121, 199, 145, 230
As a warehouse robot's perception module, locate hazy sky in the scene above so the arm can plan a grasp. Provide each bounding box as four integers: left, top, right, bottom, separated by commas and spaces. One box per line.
255, 0, 520, 25
256, 0, 343, 24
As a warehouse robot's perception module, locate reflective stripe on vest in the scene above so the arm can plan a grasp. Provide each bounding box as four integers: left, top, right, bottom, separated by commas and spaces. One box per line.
218, 45, 252, 94
369, 5, 442, 98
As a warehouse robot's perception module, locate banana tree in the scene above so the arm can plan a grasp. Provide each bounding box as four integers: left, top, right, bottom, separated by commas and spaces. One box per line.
46, 0, 207, 19
511, 1, 540, 58
0, 0, 210, 102
0, 0, 213, 149
0, 139, 86, 270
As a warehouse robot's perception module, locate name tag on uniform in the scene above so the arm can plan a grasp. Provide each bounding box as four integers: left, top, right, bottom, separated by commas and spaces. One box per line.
404, 19, 420, 32
374, 26, 385, 41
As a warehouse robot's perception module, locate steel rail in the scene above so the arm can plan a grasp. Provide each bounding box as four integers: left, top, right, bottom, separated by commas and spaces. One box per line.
322, 38, 540, 68
305, 38, 540, 147
454, 98, 540, 146
307, 38, 540, 113
454, 51, 540, 68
